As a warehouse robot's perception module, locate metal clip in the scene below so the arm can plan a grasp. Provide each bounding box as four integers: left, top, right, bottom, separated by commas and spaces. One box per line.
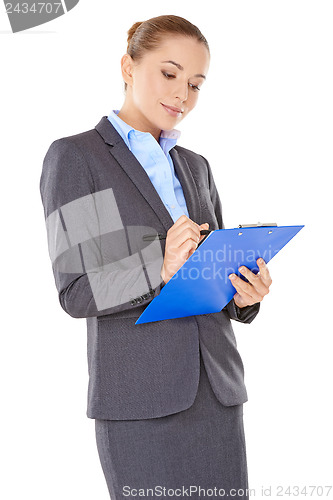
238, 222, 277, 228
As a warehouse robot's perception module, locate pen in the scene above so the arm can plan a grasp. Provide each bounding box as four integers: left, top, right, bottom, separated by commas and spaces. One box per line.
142, 229, 211, 242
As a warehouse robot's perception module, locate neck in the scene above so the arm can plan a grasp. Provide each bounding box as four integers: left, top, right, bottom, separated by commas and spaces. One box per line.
117, 102, 161, 143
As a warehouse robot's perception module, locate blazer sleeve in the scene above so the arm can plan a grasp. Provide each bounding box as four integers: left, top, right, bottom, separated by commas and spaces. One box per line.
40, 138, 165, 319
201, 154, 260, 324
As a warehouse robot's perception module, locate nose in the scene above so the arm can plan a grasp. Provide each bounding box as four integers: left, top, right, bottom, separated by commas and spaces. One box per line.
174, 80, 189, 103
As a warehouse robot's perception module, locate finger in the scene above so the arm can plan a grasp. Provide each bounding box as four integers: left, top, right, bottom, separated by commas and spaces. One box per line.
179, 237, 198, 260
229, 274, 264, 303
233, 290, 256, 308
176, 215, 201, 230
257, 258, 272, 285
172, 217, 200, 235
168, 215, 198, 237
238, 266, 269, 297
172, 225, 201, 249
173, 214, 191, 228
170, 217, 201, 245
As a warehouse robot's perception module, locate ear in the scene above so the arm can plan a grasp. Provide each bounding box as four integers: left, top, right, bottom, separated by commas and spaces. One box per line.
120, 54, 134, 88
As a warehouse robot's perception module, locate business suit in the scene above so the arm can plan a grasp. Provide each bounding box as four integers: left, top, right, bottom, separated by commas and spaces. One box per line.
40, 116, 259, 497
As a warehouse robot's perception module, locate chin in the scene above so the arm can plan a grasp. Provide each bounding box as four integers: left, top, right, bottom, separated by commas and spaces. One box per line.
151, 111, 182, 132
162, 116, 183, 128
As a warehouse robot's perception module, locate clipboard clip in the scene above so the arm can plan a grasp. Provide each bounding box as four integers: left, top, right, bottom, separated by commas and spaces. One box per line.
238, 222, 278, 228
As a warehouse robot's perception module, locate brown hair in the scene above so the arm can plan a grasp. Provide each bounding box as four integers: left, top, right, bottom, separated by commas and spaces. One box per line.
124, 15, 209, 91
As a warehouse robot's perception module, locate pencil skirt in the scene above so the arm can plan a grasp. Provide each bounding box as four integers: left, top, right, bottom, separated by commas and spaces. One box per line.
95, 348, 248, 500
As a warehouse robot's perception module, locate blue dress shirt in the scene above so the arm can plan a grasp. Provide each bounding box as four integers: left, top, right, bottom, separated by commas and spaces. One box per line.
107, 110, 189, 223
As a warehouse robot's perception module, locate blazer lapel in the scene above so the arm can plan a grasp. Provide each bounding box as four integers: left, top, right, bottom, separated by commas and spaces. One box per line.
95, 116, 201, 231
170, 147, 202, 224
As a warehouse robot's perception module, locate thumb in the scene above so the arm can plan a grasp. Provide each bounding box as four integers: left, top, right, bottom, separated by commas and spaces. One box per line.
199, 222, 210, 242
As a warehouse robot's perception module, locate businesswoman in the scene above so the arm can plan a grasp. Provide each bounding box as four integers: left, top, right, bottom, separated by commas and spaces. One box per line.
40, 14, 272, 500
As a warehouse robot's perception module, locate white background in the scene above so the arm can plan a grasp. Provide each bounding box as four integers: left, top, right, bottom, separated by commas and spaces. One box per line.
1, 1, 332, 499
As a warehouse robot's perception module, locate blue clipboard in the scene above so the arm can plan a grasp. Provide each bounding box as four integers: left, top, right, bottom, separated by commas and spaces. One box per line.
135, 224, 304, 324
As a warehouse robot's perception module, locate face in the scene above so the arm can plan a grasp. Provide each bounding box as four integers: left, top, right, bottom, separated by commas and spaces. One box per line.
119, 36, 210, 140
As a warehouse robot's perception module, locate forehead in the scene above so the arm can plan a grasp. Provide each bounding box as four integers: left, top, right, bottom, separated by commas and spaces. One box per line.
144, 36, 210, 71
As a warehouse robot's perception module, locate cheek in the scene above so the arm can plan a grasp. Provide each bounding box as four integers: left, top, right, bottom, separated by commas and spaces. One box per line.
187, 92, 200, 109
151, 78, 169, 99
140, 71, 165, 98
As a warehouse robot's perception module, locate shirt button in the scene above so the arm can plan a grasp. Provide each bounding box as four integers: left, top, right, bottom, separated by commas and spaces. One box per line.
171, 205, 175, 209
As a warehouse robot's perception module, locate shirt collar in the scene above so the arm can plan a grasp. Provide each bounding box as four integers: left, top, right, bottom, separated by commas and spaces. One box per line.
107, 109, 181, 153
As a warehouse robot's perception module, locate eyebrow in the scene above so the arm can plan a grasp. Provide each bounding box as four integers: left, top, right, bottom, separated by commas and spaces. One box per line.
161, 60, 206, 80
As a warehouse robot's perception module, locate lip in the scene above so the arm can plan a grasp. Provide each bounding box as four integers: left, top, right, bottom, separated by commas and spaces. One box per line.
161, 103, 184, 117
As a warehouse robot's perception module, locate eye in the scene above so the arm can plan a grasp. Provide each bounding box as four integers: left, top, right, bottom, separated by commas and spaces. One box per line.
161, 71, 201, 92
162, 71, 175, 79
189, 83, 200, 92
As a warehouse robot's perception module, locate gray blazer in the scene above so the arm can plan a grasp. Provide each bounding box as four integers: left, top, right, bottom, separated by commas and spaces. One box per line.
40, 116, 260, 420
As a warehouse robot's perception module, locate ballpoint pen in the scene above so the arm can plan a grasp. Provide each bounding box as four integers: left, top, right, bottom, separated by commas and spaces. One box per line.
142, 229, 211, 242
143, 223, 278, 242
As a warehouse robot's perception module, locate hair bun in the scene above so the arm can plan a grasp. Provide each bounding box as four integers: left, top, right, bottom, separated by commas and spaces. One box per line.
127, 21, 144, 48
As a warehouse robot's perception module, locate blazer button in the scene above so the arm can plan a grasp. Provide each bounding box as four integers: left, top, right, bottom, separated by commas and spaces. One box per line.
131, 299, 137, 306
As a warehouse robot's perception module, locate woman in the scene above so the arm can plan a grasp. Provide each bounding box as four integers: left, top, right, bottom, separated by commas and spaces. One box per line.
40, 14, 271, 500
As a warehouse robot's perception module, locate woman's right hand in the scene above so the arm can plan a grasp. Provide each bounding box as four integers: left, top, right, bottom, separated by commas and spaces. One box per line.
160, 215, 209, 284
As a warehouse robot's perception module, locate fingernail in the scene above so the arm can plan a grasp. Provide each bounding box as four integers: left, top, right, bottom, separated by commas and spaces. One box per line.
229, 274, 236, 280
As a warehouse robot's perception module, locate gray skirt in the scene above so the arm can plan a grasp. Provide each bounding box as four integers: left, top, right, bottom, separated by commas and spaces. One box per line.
95, 347, 248, 500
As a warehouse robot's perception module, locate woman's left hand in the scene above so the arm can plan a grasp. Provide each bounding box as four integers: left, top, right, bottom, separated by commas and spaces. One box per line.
229, 258, 272, 308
